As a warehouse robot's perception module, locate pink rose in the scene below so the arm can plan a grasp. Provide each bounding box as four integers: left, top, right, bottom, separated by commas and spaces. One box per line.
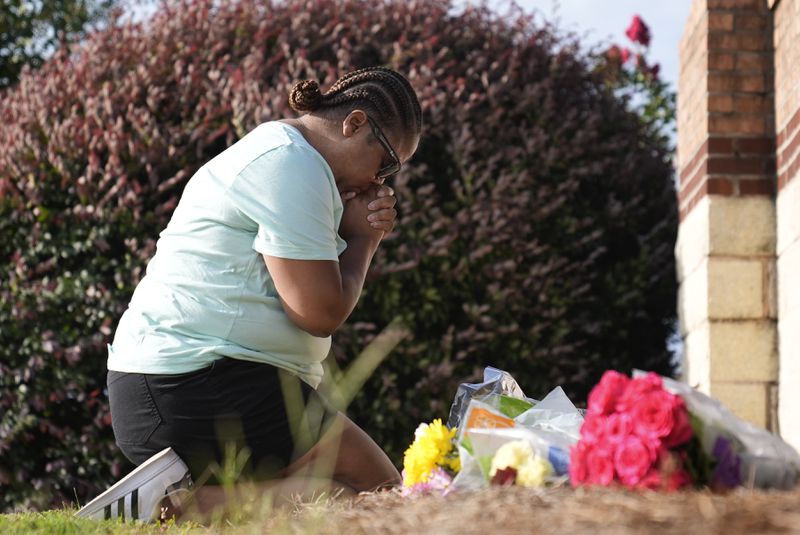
631, 389, 677, 442
606, 44, 622, 64
569, 441, 590, 485
662, 396, 693, 448
665, 469, 692, 492
605, 412, 632, 445
636, 467, 691, 492
635, 467, 662, 490
586, 446, 615, 486
579, 413, 608, 444
614, 434, 657, 487
587, 370, 630, 416
616, 372, 662, 412
625, 15, 651, 47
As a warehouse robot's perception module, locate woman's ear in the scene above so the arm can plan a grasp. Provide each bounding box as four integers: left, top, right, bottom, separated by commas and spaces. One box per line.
342, 109, 368, 137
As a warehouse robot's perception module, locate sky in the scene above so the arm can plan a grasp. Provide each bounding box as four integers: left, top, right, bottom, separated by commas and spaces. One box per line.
494, 0, 695, 91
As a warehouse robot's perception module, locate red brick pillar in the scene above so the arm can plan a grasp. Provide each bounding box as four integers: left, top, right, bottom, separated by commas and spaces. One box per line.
676, 0, 777, 429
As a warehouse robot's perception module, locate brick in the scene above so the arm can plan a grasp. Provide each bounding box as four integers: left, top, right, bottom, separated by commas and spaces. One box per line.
732, 94, 771, 114
707, 177, 735, 195
708, 0, 766, 8
707, 258, 765, 319
709, 94, 734, 112
733, 137, 773, 154
777, 174, 800, 253
778, 130, 799, 166
680, 160, 706, 195
708, 32, 769, 52
708, 72, 766, 92
779, 170, 791, 190
709, 51, 736, 70
777, 111, 800, 152
708, 195, 776, 256
735, 13, 769, 32
680, 139, 709, 183
706, 155, 770, 174
709, 12, 735, 31
709, 114, 766, 135
708, 137, 734, 153
735, 52, 771, 71
739, 178, 775, 196
709, 381, 770, 428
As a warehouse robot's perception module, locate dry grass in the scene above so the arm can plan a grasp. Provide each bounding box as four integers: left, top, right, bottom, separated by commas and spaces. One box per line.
5, 486, 800, 534
268, 486, 800, 535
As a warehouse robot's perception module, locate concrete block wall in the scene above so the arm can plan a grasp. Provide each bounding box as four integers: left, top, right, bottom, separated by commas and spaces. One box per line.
774, 0, 800, 449
677, 0, 778, 430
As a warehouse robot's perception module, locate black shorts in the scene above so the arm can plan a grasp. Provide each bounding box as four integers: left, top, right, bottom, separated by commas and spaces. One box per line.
107, 358, 338, 484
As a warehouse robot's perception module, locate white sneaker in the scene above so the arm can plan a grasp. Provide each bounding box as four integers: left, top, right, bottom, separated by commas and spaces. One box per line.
75, 447, 193, 522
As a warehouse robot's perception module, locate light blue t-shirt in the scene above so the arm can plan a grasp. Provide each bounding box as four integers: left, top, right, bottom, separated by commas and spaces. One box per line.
107, 121, 346, 388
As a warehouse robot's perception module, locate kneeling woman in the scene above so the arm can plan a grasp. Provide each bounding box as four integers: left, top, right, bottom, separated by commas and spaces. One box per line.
78, 66, 422, 522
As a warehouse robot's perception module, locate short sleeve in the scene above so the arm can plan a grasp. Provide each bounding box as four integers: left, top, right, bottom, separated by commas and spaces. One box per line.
226, 144, 341, 261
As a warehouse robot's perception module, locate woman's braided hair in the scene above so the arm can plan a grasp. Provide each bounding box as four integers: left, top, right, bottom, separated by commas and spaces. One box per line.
289, 67, 422, 138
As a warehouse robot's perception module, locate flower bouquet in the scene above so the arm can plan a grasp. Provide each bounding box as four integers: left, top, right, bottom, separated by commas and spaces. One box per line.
569, 370, 800, 491
401, 418, 461, 495
400, 367, 800, 496
402, 367, 583, 494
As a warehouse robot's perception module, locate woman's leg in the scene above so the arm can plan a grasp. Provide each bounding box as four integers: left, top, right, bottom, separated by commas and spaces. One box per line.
173, 476, 356, 523
173, 412, 397, 523
281, 411, 400, 491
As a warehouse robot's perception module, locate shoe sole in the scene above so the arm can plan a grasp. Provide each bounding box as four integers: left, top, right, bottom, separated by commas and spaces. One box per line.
75, 447, 186, 521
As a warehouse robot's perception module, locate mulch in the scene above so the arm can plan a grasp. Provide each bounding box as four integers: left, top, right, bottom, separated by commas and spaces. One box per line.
278, 486, 800, 535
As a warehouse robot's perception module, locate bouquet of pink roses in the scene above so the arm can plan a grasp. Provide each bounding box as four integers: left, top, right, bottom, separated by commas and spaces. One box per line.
569, 370, 694, 490
569, 370, 800, 491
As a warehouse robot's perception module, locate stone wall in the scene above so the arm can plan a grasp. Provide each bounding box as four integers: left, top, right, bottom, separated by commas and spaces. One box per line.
676, 0, 778, 431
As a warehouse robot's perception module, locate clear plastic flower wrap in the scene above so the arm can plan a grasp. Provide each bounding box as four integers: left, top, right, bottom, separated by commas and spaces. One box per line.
447, 367, 584, 490
649, 371, 800, 490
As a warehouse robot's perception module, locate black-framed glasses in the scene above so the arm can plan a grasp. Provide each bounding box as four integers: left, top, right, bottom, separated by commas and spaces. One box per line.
366, 115, 401, 179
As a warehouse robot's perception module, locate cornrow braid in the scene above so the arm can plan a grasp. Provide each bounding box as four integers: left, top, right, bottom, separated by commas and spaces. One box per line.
288, 67, 422, 137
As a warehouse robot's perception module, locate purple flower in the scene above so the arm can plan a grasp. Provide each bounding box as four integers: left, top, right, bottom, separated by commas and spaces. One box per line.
711, 436, 742, 489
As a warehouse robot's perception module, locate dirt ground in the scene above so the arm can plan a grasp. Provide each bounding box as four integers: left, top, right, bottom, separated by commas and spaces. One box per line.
273, 486, 800, 535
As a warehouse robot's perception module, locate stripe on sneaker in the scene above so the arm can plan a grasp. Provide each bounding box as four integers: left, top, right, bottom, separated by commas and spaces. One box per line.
104, 504, 111, 520
117, 496, 125, 520
131, 488, 138, 520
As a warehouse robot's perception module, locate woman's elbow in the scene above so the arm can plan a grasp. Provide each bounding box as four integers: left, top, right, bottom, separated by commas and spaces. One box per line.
287, 311, 342, 338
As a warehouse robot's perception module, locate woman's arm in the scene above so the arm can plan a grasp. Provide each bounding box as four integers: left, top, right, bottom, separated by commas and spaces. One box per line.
263, 186, 396, 337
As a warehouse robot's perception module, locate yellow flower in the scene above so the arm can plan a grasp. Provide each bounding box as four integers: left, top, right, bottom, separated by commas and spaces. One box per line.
489, 440, 553, 488
403, 419, 458, 487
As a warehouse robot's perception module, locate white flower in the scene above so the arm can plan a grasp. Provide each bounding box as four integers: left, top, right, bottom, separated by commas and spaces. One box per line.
414, 422, 429, 440
516, 455, 552, 487
490, 440, 553, 488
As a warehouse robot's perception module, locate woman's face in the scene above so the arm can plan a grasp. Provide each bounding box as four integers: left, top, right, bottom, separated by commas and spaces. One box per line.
334, 111, 418, 196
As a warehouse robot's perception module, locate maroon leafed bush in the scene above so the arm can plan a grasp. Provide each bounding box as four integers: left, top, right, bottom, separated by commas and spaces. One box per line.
0, 0, 678, 510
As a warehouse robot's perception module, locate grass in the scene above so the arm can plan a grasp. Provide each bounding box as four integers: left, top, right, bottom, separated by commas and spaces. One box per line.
6, 486, 800, 535
0, 494, 348, 534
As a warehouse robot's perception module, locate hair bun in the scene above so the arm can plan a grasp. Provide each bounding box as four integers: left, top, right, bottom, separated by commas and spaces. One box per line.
288, 79, 323, 112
